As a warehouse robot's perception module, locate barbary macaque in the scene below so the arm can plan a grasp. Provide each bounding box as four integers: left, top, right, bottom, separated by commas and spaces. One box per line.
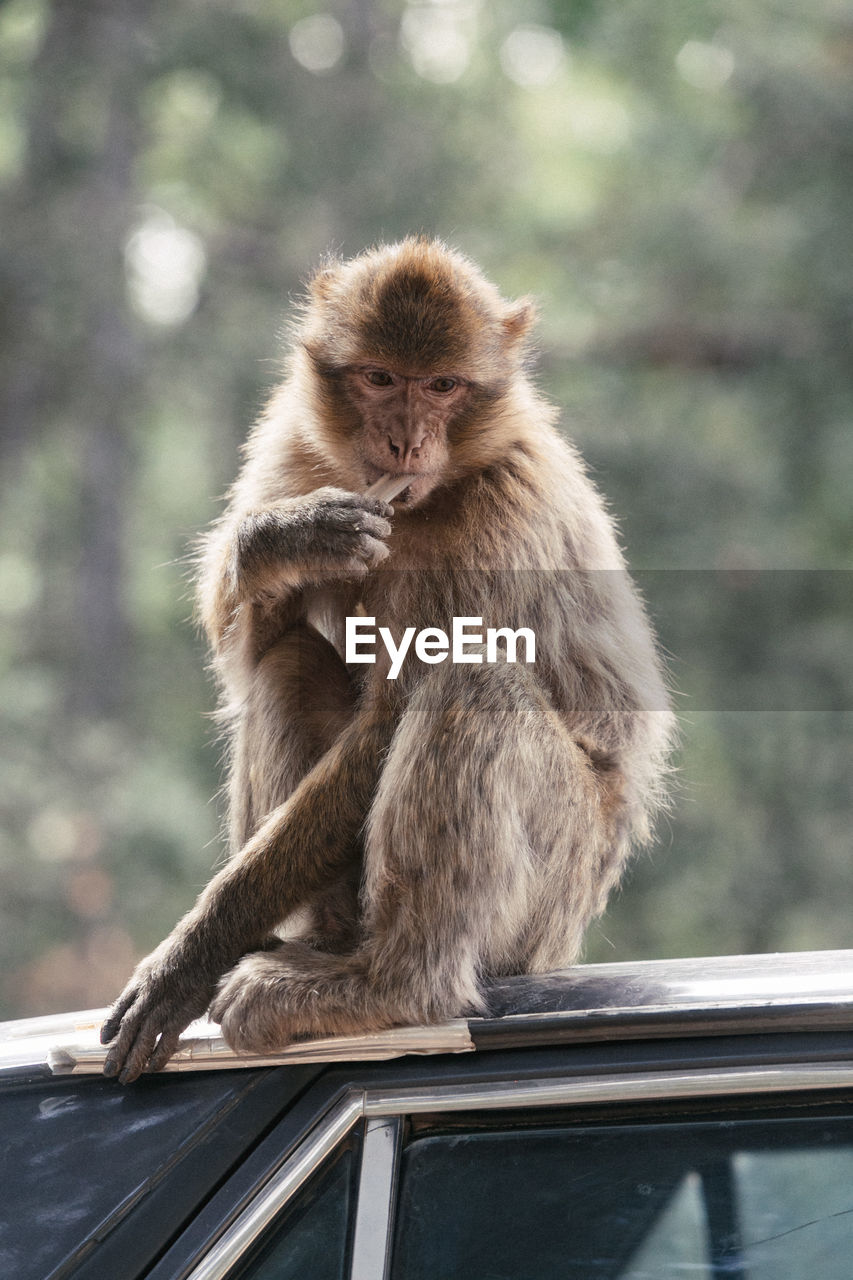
101, 237, 674, 1082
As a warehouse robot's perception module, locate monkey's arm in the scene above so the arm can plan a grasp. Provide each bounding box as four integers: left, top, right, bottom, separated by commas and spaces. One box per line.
198, 487, 392, 657
100, 707, 393, 1082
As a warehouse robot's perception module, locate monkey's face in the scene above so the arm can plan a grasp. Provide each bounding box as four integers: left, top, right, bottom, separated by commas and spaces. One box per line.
344, 365, 467, 506
301, 238, 538, 505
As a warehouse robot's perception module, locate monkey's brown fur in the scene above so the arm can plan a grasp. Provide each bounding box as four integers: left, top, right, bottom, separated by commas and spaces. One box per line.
101, 238, 674, 1082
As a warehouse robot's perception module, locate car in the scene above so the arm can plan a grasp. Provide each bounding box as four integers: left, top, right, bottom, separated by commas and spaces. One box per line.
2, 948, 853, 1280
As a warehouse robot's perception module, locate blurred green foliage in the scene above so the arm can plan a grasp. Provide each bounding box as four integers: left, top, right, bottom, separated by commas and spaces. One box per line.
0, 0, 850, 1017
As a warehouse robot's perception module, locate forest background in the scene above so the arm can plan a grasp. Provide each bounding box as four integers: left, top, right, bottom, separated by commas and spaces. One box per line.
0, 0, 850, 1018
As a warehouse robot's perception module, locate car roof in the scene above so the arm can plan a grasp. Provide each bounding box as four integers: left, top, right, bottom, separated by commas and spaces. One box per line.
2, 948, 852, 1079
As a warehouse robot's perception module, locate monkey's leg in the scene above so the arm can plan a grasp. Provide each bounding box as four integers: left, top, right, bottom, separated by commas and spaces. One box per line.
210, 662, 618, 1054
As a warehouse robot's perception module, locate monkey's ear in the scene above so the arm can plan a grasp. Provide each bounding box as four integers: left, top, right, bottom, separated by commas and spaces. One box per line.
308, 264, 339, 302
502, 298, 537, 343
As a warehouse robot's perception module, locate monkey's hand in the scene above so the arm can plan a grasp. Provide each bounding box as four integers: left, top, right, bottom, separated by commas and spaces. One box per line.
100, 935, 219, 1084
234, 488, 393, 599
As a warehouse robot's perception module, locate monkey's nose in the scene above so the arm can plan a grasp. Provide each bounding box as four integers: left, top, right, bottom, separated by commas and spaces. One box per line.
388, 438, 422, 466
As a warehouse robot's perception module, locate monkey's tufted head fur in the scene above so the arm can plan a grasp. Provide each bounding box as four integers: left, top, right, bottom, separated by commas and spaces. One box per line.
299, 237, 536, 384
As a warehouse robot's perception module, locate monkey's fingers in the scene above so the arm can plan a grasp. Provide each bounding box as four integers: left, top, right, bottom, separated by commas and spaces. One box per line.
100, 986, 140, 1045
147, 1023, 187, 1074
339, 540, 390, 578
103, 1000, 164, 1083
356, 494, 396, 517
314, 487, 393, 517
355, 533, 392, 565
354, 511, 392, 540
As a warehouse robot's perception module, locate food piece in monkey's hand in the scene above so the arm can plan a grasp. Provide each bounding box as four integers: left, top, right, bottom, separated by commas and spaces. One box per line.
101, 236, 675, 1079
364, 472, 416, 503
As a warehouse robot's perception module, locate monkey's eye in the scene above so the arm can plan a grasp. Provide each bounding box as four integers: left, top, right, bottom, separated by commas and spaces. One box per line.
364, 369, 394, 387
429, 377, 458, 394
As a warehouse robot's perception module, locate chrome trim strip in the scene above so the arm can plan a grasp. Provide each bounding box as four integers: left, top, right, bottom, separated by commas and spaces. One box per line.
350, 1117, 403, 1280
187, 1091, 364, 1280
363, 1061, 853, 1116
37, 1017, 474, 1078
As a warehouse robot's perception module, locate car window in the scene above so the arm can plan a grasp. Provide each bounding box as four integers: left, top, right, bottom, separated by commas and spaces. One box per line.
232, 1144, 355, 1280
389, 1107, 853, 1280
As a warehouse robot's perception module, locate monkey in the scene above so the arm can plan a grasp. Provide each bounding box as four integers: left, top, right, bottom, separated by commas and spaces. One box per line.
101, 236, 675, 1083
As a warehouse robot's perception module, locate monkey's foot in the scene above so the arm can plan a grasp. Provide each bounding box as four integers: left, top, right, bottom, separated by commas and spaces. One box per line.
210, 944, 374, 1054
210, 953, 300, 1054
